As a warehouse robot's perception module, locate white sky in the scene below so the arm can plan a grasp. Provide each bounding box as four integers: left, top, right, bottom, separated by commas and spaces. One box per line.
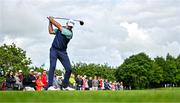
0, 0, 180, 70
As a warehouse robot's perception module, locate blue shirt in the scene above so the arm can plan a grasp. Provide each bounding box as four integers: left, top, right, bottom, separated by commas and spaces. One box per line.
51, 27, 73, 51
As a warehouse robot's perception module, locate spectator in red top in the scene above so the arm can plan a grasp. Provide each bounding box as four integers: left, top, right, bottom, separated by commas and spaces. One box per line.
36, 72, 44, 91
41, 70, 48, 88
99, 78, 104, 90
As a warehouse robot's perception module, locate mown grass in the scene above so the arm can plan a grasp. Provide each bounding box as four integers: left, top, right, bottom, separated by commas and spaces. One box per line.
0, 88, 180, 103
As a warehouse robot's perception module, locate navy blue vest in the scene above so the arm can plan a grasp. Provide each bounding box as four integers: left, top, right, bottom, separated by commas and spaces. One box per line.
51, 30, 70, 51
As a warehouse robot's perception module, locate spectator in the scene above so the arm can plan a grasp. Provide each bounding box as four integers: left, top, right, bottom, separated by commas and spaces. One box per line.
98, 77, 101, 90
14, 72, 23, 90
69, 74, 76, 88
57, 76, 63, 90
99, 78, 104, 90
18, 70, 23, 89
80, 76, 84, 90
75, 75, 82, 90
26, 69, 36, 89
36, 72, 44, 91
104, 79, 110, 90
1, 80, 6, 91
0, 69, 4, 77
41, 70, 48, 88
119, 82, 123, 90
88, 77, 92, 90
110, 82, 116, 91
6, 71, 16, 90
53, 74, 59, 89
34, 71, 38, 78
47, 74, 60, 90
82, 75, 89, 90
92, 76, 98, 91
114, 81, 118, 90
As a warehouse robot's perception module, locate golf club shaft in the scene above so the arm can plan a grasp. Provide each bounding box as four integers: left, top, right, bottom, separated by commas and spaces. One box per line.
53, 17, 81, 22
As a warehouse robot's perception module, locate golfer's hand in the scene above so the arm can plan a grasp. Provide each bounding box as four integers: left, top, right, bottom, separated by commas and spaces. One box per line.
47, 16, 62, 30
47, 16, 54, 21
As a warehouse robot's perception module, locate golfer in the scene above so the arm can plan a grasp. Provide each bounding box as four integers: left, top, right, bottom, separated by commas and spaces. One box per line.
47, 16, 75, 90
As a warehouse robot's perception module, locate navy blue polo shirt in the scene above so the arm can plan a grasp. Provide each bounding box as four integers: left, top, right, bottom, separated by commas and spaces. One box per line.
51, 27, 73, 51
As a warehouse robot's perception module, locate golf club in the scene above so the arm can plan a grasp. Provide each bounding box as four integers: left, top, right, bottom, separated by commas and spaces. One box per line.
53, 17, 84, 26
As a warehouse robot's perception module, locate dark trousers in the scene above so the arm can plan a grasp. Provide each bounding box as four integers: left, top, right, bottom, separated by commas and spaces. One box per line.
48, 47, 72, 88
76, 85, 81, 90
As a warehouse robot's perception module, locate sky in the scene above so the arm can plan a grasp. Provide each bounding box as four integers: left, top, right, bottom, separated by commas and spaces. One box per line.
0, 0, 180, 70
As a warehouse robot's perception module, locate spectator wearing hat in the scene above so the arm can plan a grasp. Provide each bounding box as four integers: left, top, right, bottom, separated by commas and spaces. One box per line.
53, 74, 59, 89
14, 71, 23, 90
18, 70, 24, 89
57, 76, 63, 90
26, 69, 36, 89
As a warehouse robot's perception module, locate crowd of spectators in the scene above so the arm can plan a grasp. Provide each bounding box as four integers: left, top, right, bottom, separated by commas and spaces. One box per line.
0, 69, 48, 91
0, 69, 123, 91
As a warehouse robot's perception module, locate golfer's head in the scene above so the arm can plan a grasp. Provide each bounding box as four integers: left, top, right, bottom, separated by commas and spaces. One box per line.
66, 20, 75, 29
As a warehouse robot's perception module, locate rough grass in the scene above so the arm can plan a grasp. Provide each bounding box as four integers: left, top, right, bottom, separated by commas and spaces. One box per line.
0, 88, 180, 103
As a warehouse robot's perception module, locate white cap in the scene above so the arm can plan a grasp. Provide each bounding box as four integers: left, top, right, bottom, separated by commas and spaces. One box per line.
67, 20, 75, 27
30, 69, 34, 72
37, 72, 41, 76
19, 70, 22, 73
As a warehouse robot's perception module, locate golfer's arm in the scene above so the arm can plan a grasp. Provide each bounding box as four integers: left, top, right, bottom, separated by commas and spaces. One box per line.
49, 19, 62, 31
48, 22, 55, 34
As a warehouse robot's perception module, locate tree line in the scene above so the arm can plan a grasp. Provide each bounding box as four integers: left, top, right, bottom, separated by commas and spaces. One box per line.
116, 53, 180, 89
0, 43, 180, 89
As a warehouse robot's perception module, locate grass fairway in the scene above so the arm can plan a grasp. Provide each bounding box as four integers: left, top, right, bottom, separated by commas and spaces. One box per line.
0, 88, 180, 103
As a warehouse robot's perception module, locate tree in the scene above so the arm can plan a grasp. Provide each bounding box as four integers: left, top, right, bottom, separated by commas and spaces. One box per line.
153, 56, 166, 87
164, 53, 177, 85
175, 55, 180, 86
72, 63, 116, 81
149, 61, 163, 88
116, 52, 153, 89
0, 43, 32, 74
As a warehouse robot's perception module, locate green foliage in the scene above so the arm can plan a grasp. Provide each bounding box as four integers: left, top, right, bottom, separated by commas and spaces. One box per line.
72, 63, 116, 81
116, 52, 153, 89
116, 52, 180, 89
152, 56, 166, 87
149, 61, 163, 88
54, 69, 63, 76
164, 53, 177, 84
175, 55, 180, 85
0, 76, 5, 83
0, 43, 32, 74
1, 43, 180, 89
